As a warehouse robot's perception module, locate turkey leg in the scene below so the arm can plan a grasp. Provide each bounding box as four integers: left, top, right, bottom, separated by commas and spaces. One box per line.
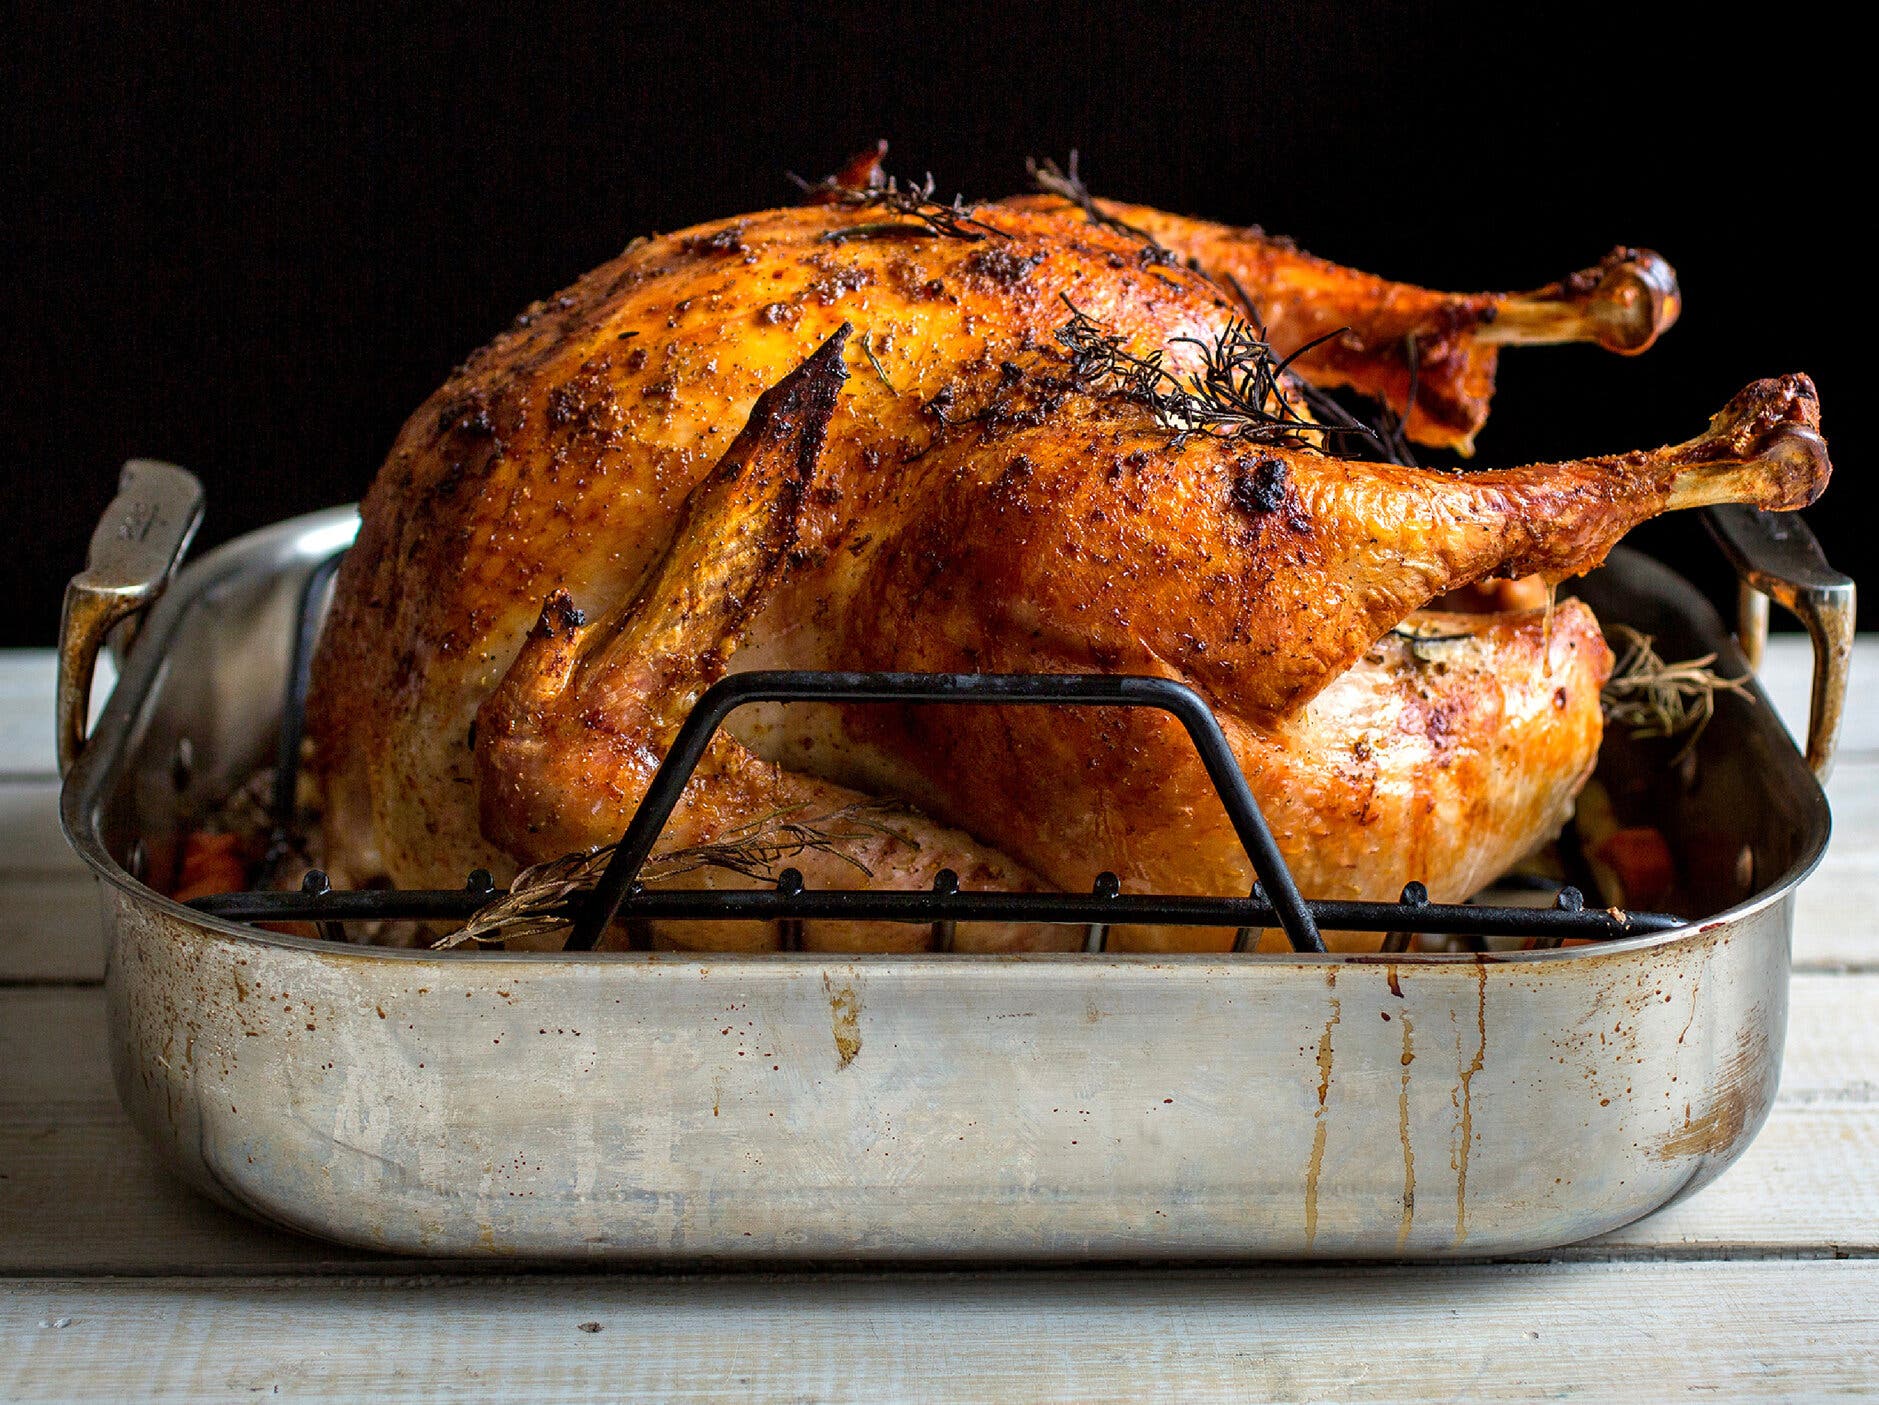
1014, 194, 1680, 454
842, 374, 1827, 727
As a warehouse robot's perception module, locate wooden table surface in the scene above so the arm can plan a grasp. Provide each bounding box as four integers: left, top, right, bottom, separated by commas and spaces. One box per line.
2, 638, 1873, 1401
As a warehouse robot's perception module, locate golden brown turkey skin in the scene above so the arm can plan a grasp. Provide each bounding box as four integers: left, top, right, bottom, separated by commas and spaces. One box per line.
309, 195, 1823, 952
470, 334, 1820, 951
472, 329, 1062, 952
314, 200, 1253, 889
799, 379, 1823, 726
768, 604, 1612, 954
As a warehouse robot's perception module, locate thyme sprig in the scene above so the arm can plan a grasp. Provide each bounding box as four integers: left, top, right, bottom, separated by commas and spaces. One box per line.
794, 168, 1007, 243
434, 802, 917, 948
1055, 297, 1374, 453
1219, 271, 1418, 468
1026, 152, 1175, 263
1601, 625, 1754, 760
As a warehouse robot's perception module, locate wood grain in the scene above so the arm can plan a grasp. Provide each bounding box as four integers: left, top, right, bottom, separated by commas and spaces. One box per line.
4, 1262, 1878, 1402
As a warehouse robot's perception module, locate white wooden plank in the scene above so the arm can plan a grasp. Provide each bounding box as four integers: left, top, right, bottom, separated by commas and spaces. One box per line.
0, 990, 116, 1111
1757, 634, 1879, 760
3, 1261, 1877, 1402
0, 782, 86, 878
1792, 767, 1879, 970
0, 876, 103, 984
0, 1121, 394, 1275
0, 650, 114, 780
4, 979, 1877, 1275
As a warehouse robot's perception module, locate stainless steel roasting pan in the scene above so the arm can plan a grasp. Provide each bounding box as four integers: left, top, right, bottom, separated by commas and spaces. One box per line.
57, 463, 1854, 1260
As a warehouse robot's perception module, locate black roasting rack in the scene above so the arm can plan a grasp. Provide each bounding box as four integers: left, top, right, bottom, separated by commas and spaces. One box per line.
187, 547, 1683, 954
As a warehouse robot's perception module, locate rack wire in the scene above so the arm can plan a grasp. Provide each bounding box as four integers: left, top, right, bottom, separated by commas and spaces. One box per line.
187, 547, 1682, 953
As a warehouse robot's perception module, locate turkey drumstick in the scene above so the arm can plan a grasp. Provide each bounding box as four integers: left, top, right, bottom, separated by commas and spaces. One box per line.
822, 371, 1825, 727
1011, 192, 1680, 453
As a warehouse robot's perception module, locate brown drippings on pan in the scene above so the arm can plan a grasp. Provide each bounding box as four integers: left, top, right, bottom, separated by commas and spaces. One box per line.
1304, 968, 1339, 1248
1455, 961, 1487, 1243
824, 974, 862, 1069
1397, 1011, 1417, 1249
1651, 1021, 1767, 1160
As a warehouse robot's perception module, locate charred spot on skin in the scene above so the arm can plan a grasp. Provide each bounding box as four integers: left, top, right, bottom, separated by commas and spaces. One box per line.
681, 225, 749, 257
534, 590, 585, 640
1228, 454, 1288, 517
806, 265, 876, 305
1554, 687, 1569, 710
964, 246, 1046, 287
435, 394, 495, 440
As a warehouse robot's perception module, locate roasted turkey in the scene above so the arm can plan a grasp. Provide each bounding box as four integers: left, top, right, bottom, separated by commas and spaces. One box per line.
307, 155, 1831, 952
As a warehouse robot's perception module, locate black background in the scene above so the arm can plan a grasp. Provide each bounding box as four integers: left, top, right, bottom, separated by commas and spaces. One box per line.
3, 4, 1868, 647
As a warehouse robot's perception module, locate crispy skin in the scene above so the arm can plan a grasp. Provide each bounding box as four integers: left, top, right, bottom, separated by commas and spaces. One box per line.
312, 201, 1249, 889
752, 605, 1610, 953
474, 329, 1059, 953
1005, 195, 1680, 454
309, 197, 1825, 951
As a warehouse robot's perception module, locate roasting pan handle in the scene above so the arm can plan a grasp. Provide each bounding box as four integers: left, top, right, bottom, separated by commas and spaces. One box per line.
1702, 505, 1855, 782
57, 461, 205, 775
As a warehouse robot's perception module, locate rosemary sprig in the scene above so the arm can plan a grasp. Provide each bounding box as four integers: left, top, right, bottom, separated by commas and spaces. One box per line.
1389, 621, 1475, 664
1601, 625, 1754, 759
1026, 152, 1174, 262
861, 332, 899, 396
1055, 298, 1373, 453
793, 168, 1007, 243
434, 802, 918, 948
1219, 270, 1417, 468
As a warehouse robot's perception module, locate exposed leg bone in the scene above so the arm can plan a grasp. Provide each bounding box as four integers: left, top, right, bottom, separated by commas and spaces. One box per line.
1477, 247, 1681, 355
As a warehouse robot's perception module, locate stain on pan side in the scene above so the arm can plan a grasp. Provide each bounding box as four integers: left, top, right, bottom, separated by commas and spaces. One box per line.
1454, 959, 1487, 1243
1651, 1018, 1769, 1161
1303, 967, 1339, 1247
1397, 1006, 1416, 1249
823, 972, 861, 1069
